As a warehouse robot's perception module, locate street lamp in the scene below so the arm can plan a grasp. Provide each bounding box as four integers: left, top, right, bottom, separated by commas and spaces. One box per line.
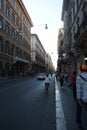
31, 24, 48, 29
45, 24, 48, 29
17, 24, 48, 35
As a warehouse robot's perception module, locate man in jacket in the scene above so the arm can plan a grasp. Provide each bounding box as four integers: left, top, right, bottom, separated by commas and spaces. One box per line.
76, 64, 87, 130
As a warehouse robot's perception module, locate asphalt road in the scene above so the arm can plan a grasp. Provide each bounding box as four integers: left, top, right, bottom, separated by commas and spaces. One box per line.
0, 76, 56, 130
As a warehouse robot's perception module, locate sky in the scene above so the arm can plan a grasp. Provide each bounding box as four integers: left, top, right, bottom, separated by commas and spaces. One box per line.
22, 0, 63, 69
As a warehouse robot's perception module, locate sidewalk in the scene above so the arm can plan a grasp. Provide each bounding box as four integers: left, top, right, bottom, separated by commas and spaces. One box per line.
55, 77, 67, 130
55, 78, 87, 130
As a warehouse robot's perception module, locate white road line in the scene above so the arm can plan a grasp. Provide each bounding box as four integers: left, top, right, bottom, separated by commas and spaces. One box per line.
55, 78, 67, 130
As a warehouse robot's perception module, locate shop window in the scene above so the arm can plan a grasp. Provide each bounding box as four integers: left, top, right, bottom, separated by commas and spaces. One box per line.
0, 62, 2, 69
5, 62, 10, 69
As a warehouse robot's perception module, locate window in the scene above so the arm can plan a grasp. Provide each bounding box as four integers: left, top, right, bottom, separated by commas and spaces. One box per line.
5, 41, 9, 55
5, 62, 10, 69
0, 18, 3, 29
5, 22, 10, 35
11, 0, 15, 8
16, 32, 19, 40
11, 44, 14, 56
20, 11, 22, 18
11, 12, 15, 23
0, 0, 3, 9
19, 23, 22, 30
16, 5, 19, 14
72, 1, 75, 19
6, 4, 10, 17
16, 17, 19, 26
16, 47, 19, 57
77, 0, 79, 7
0, 62, 2, 69
11, 27, 15, 38
0, 38, 3, 52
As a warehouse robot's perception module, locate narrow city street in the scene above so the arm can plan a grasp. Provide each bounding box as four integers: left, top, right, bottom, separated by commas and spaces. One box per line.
0, 0, 87, 130
0, 76, 56, 130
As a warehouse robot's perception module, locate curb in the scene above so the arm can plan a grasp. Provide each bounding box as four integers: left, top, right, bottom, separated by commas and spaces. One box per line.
55, 77, 67, 130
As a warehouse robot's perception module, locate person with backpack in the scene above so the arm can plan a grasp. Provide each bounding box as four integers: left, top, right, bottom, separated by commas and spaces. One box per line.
76, 64, 87, 130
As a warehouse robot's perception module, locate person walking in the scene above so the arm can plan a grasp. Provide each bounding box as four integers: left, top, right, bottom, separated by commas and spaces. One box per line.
59, 73, 64, 86
76, 64, 87, 130
71, 71, 77, 101
44, 74, 50, 93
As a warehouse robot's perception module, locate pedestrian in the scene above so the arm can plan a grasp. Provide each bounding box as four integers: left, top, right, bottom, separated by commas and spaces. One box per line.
51, 72, 53, 77
59, 73, 64, 86
65, 72, 68, 81
76, 64, 87, 130
71, 71, 77, 101
44, 74, 50, 93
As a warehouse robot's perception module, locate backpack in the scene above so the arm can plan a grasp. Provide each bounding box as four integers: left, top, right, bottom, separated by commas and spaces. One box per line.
80, 75, 87, 103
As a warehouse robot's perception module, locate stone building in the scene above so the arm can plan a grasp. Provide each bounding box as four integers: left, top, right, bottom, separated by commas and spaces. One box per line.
45, 53, 54, 73
31, 34, 46, 73
59, 0, 87, 75
57, 28, 64, 73
0, 0, 33, 77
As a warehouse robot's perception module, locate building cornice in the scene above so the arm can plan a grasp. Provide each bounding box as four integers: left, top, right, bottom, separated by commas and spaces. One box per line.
18, 0, 33, 26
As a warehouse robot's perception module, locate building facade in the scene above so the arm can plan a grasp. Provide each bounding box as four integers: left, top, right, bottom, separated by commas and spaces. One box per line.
45, 53, 54, 73
57, 28, 65, 74
31, 34, 46, 73
58, 0, 87, 75
0, 0, 33, 78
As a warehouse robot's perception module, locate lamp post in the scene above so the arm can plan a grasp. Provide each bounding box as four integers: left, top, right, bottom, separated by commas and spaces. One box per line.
31, 24, 48, 29
17, 24, 48, 36
31, 24, 48, 34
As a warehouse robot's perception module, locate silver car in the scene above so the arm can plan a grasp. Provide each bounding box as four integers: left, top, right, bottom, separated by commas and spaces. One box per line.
37, 73, 46, 80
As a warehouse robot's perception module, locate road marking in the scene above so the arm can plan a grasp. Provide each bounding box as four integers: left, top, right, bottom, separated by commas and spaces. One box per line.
55, 78, 67, 130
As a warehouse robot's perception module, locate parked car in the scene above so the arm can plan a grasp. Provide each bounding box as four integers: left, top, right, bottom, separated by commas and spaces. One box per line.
37, 73, 46, 80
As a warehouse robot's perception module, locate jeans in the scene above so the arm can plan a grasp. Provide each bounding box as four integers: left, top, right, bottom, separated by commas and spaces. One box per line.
72, 85, 76, 101
76, 102, 82, 124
